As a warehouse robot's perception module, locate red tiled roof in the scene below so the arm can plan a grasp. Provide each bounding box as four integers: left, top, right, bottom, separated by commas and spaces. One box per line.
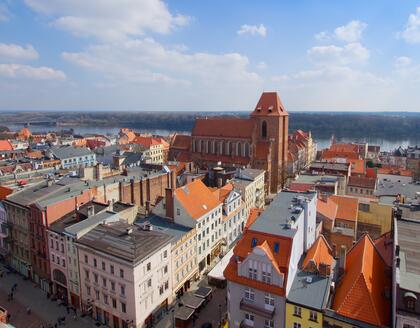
245, 208, 263, 229
317, 198, 338, 221
321, 150, 360, 160
250, 92, 288, 117
330, 195, 358, 222
133, 136, 162, 148
365, 167, 377, 179
174, 179, 220, 219
377, 167, 413, 177
170, 134, 191, 150
374, 231, 393, 267
332, 235, 391, 326
348, 176, 376, 189
192, 118, 254, 138
330, 143, 359, 153
0, 185, 13, 200
289, 182, 314, 192
348, 159, 365, 175
302, 235, 334, 272
0, 140, 13, 151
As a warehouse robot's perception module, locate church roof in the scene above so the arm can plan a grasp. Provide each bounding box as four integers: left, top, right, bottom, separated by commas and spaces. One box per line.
192, 118, 254, 138
251, 92, 288, 117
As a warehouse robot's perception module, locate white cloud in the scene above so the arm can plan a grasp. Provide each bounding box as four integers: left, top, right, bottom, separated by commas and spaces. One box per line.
334, 20, 367, 42
315, 20, 367, 43
24, 0, 189, 41
0, 3, 11, 22
0, 43, 39, 61
315, 31, 330, 41
308, 42, 369, 66
271, 75, 289, 82
237, 24, 267, 37
399, 7, 420, 44
0, 64, 66, 80
395, 56, 412, 68
62, 38, 260, 86
257, 61, 267, 69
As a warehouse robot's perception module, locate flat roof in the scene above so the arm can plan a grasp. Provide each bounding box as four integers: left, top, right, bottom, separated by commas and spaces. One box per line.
287, 268, 332, 310
77, 221, 172, 264
375, 179, 420, 201
64, 211, 120, 237
135, 215, 192, 242
174, 306, 195, 321
249, 191, 316, 238
296, 174, 340, 184
397, 218, 420, 293
310, 162, 349, 171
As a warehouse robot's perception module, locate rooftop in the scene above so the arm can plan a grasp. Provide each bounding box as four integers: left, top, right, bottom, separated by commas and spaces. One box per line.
50, 145, 94, 159
192, 117, 254, 139
330, 195, 358, 222
77, 221, 172, 264
249, 191, 316, 238
235, 168, 265, 181
375, 179, 420, 201
396, 218, 420, 293
135, 214, 193, 242
64, 211, 120, 238
309, 161, 350, 172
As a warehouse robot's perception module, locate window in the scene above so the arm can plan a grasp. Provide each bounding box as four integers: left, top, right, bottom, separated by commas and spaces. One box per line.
111, 281, 115, 291
274, 243, 279, 253
244, 288, 255, 301
309, 311, 318, 322
403, 325, 415, 328
86, 285, 91, 296
93, 258, 97, 267
251, 237, 257, 248
164, 265, 168, 274
121, 302, 126, 313
94, 273, 98, 283
84, 255, 88, 263
112, 298, 117, 308
120, 285, 125, 296
110, 265, 114, 274
407, 298, 416, 311
264, 293, 274, 306
293, 323, 301, 328
84, 269, 90, 281
176, 208, 180, 215
147, 279, 152, 287
102, 277, 107, 287
95, 290, 100, 300
163, 250, 168, 258
264, 320, 274, 328
146, 262, 151, 271
261, 121, 267, 139
120, 269, 124, 278
102, 261, 106, 270
293, 306, 301, 317
245, 313, 254, 322
262, 271, 272, 284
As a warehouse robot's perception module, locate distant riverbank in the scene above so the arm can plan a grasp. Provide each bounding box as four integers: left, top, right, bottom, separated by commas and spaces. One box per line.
5, 123, 419, 152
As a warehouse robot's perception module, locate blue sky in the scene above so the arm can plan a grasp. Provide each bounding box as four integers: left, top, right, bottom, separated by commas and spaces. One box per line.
1, 0, 420, 111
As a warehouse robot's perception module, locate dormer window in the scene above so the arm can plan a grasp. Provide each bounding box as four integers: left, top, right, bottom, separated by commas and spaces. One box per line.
274, 243, 279, 253
251, 237, 257, 248
405, 292, 417, 311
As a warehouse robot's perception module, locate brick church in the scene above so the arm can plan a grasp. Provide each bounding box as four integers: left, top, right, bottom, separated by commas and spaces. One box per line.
189, 92, 289, 193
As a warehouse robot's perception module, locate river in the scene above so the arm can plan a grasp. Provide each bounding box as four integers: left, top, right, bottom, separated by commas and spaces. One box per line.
7, 124, 419, 152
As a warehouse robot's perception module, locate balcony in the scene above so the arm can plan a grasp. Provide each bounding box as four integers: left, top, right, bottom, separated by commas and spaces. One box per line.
239, 299, 275, 319
240, 319, 254, 328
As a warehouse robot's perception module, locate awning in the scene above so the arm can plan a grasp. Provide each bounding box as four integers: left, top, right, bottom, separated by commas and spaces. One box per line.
181, 294, 204, 309
208, 248, 234, 281
404, 291, 418, 300
174, 306, 195, 321
194, 286, 212, 299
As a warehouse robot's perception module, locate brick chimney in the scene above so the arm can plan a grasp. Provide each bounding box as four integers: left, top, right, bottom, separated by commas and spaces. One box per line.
165, 188, 174, 219
338, 245, 347, 277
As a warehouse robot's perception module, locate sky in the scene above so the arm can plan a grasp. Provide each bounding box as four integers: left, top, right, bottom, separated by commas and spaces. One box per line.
1, 1, 420, 112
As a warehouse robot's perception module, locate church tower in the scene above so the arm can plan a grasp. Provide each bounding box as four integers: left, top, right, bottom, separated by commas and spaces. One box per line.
250, 92, 289, 193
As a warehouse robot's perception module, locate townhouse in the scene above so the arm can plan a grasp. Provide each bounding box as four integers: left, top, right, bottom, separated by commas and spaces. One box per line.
76, 221, 172, 328
48, 145, 96, 169
224, 191, 317, 328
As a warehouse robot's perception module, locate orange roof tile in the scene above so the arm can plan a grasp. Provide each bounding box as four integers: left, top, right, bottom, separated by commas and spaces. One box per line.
192, 118, 254, 138
377, 167, 413, 177
330, 195, 358, 222
374, 231, 393, 267
0, 140, 13, 151
348, 176, 376, 189
174, 179, 221, 219
302, 235, 334, 272
133, 136, 162, 148
289, 182, 314, 192
245, 208, 263, 229
317, 198, 338, 221
224, 230, 292, 296
330, 143, 359, 153
26, 150, 43, 159
214, 183, 234, 203
332, 235, 391, 326
170, 134, 191, 150
321, 150, 360, 160
250, 92, 288, 117
348, 158, 365, 175
0, 185, 13, 200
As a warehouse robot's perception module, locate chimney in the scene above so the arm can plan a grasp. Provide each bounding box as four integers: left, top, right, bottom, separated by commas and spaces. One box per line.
165, 188, 174, 219
319, 262, 331, 277
338, 245, 347, 277
87, 205, 95, 217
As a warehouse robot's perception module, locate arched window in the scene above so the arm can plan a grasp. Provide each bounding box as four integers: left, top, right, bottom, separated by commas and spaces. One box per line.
262, 121, 268, 139
237, 143, 242, 157
245, 143, 250, 157
53, 269, 67, 286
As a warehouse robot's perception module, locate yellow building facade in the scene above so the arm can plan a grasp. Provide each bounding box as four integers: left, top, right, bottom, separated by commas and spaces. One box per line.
285, 302, 323, 328
357, 200, 392, 239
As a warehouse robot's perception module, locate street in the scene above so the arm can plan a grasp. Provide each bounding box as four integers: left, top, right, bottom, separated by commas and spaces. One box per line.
0, 263, 97, 328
